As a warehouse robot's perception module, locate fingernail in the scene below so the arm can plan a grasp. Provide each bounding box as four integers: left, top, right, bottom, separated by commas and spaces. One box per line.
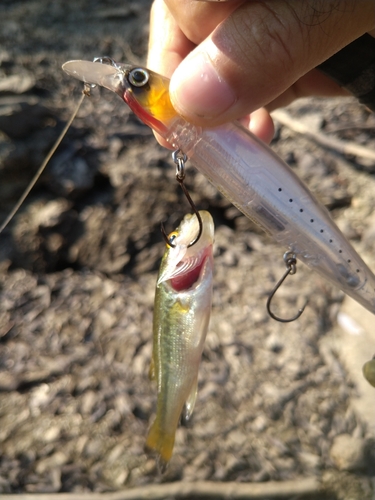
170, 52, 236, 120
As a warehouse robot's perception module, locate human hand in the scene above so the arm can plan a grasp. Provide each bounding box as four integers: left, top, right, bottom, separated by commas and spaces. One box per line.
148, 0, 375, 147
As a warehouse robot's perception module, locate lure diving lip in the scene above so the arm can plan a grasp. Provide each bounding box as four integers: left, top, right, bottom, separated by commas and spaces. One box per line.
62, 60, 125, 92
63, 59, 375, 316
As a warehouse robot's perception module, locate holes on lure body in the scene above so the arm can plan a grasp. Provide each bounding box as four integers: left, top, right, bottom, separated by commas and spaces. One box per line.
274, 185, 364, 290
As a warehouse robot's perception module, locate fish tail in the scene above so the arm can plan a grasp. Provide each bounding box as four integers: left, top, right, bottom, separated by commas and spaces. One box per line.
145, 418, 175, 469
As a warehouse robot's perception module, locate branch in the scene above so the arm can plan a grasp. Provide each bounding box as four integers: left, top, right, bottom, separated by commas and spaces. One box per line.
0, 478, 320, 500
272, 109, 375, 162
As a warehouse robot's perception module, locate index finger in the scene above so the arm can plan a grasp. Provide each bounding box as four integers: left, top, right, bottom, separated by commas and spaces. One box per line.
147, 0, 195, 77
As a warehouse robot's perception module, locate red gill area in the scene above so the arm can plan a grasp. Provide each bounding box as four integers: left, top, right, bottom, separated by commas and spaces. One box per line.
123, 90, 167, 136
170, 248, 211, 292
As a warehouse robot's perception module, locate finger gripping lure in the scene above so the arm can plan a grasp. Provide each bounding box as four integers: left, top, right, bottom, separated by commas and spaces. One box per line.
62, 59, 375, 315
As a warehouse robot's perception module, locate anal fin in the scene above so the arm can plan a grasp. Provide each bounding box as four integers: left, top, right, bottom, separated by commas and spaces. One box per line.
181, 377, 198, 426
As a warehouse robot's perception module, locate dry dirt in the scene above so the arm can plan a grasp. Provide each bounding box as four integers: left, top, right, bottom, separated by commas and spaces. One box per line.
0, 1, 375, 499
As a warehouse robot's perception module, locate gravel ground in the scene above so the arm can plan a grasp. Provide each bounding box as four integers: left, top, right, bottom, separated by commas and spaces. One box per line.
0, 1, 375, 498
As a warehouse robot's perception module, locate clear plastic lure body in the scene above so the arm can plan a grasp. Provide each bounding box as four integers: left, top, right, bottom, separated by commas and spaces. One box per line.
62, 60, 375, 315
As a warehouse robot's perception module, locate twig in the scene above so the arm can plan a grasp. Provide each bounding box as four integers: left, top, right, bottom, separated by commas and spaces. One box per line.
272, 109, 375, 162
0, 477, 320, 500
326, 123, 375, 133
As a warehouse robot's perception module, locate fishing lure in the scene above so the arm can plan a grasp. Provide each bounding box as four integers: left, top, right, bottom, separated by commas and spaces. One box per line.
147, 210, 214, 468
62, 59, 375, 315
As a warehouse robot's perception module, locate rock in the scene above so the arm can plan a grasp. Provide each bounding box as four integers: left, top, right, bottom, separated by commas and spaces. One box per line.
32, 199, 72, 228
0, 101, 50, 139
265, 332, 284, 353
298, 451, 321, 470
35, 451, 68, 474
330, 434, 366, 471
362, 358, 375, 387
0, 72, 36, 94
48, 147, 94, 196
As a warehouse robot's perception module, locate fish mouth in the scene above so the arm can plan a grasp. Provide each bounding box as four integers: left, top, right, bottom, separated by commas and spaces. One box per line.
168, 247, 212, 292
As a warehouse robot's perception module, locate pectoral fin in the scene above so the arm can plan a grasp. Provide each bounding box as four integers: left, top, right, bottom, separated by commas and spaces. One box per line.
181, 377, 198, 425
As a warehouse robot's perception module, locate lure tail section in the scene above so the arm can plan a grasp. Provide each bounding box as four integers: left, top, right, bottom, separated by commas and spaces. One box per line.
170, 121, 375, 315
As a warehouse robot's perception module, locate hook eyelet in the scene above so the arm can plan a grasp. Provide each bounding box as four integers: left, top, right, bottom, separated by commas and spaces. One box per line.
161, 150, 203, 249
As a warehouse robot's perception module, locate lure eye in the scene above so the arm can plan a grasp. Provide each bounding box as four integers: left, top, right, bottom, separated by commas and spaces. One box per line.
128, 68, 149, 87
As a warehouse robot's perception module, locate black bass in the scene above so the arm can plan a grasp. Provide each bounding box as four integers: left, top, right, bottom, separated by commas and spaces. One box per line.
147, 210, 214, 468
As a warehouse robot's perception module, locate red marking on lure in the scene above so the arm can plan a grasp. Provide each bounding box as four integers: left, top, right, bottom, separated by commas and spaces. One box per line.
123, 90, 167, 136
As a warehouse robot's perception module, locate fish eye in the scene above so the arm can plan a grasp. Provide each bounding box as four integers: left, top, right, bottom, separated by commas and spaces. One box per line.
128, 68, 149, 87
168, 231, 178, 247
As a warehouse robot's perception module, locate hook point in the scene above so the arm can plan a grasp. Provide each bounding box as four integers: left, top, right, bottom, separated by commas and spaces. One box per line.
266, 252, 307, 323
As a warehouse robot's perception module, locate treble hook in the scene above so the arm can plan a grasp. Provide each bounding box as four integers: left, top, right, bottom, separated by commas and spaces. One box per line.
161, 150, 203, 248
266, 251, 307, 322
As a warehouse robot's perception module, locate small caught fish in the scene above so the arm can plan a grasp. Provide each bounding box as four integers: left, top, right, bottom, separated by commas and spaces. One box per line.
62, 59, 375, 315
147, 210, 214, 468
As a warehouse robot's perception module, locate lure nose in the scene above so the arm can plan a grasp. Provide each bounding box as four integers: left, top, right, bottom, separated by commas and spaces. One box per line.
62, 60, 129, 96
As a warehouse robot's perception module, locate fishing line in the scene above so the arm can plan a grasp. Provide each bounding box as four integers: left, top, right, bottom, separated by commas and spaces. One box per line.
0, 90, 88, 234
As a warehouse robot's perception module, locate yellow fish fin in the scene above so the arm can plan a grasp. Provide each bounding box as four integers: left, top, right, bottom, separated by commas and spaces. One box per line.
181, 377, 198, 425
149, 355, 155, 381
145, 418, 175, 470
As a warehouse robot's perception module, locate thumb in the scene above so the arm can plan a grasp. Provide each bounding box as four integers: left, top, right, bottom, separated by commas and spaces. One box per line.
169, 0, 375, 126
